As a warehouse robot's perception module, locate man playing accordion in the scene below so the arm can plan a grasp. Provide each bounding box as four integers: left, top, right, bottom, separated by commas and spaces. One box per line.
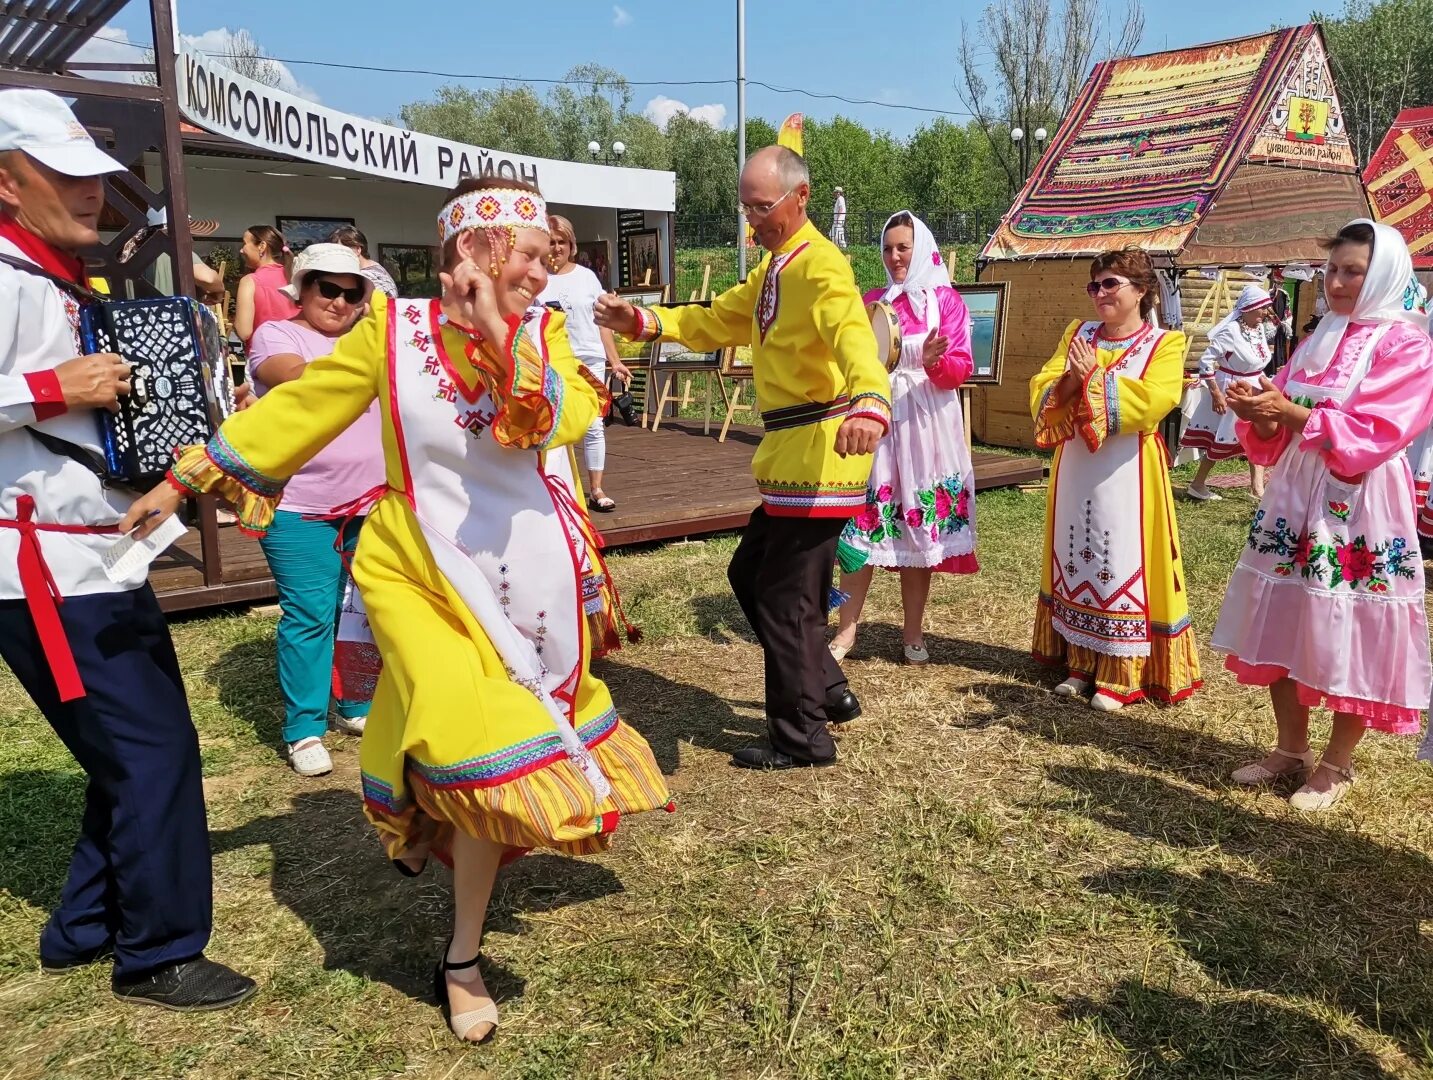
0, 89, 254, 1010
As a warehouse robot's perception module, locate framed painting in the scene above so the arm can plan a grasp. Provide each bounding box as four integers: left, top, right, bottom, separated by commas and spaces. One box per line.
625, 229, 660, 287
276, 215, 355, 253
649, 303, 726, 369
576, 240, 612, 289
959, 282, 1009, 385
613, 284, 669, 364
719, 345, 754, 377
378, 243, 440, 297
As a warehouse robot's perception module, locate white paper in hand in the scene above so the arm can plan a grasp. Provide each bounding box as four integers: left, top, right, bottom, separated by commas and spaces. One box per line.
102, 514, 187, 583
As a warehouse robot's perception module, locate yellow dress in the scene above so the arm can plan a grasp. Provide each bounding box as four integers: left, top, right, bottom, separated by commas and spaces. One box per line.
1029, 319, 1201, 704
171, 295, 671, 860
631, 220, 891, 517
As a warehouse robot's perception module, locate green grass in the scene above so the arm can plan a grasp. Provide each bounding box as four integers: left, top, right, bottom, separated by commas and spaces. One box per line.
1, 455, 1432, 1078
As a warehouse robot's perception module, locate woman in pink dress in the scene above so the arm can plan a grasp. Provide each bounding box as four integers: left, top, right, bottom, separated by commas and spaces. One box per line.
1213, 219, 1433, 811
830, 211, 976, 665
233, 224, 298, 348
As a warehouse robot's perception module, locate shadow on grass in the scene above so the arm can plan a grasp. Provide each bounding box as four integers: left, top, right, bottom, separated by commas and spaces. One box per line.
690, 591, 755, 644
0, 768, 87, 914
209, 635, 286, 761
1066, 980, 1401, 1079
966, 677, 1255, 785
210, 788, 632, 1004
595, 657, 761, 773
845, 623, 1038, 680
1048, 764, 1433, 1066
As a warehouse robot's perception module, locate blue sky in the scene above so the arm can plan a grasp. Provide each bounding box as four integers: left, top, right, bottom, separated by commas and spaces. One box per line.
88, 0, 1321, 138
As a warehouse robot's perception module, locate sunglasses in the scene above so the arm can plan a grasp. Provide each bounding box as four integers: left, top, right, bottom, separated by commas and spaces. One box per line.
313, 278, 366, 304
1086, 276, 1131, 297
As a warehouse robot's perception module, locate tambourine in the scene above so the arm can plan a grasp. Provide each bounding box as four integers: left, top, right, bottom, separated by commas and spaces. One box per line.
866, 300, 901, 372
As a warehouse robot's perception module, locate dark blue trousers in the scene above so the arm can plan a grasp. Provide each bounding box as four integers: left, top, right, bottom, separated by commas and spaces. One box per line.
0, 586, 212, 977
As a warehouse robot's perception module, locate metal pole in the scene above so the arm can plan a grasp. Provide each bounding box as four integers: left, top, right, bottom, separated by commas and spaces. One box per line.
736, 0, 747, 280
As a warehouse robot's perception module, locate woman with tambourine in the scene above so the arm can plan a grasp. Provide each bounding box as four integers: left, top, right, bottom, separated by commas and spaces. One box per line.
830, 211, 977, 666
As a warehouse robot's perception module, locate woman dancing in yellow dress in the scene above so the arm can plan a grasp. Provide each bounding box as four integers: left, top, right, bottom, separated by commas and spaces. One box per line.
1029, 247, 1201, 710
123, 176, 671, 1043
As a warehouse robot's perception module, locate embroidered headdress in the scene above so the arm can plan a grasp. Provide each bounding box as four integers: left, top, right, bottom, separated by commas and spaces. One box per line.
437, 186, 549, 279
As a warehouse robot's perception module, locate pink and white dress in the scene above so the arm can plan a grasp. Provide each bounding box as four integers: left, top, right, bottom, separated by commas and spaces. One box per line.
1211, 321, 1433, 732
841, 284, 978, 572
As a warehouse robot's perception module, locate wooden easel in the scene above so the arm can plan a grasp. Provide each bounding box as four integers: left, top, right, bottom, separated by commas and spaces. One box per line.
1186, 271, 1234, 362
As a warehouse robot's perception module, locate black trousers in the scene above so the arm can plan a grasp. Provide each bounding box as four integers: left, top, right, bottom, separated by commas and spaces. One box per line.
0, 586, 212, 977
727, 507, 849, 761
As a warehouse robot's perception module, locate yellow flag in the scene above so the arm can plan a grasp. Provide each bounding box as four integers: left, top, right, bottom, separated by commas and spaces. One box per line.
778, 112, 803, 156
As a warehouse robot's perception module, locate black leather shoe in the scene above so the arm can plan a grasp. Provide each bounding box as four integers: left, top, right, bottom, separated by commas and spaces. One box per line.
731, 746, 837, 770
40, 944, 114, 975
825, 689, 862, 724
113, 956, 257, 1012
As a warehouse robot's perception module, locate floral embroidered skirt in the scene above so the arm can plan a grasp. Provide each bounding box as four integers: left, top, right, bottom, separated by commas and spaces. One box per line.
840, 377, 978, 573
1211, 448, 1430, 732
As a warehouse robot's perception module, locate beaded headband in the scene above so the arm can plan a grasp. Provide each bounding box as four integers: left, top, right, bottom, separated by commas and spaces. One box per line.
437, 188, 549, 245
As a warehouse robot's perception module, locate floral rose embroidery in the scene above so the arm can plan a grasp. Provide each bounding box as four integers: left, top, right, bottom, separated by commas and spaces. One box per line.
1336, 541, 1376, 582
877, 483, 894, 502
856, 507, 880, 532
934, 486, 953, 520
905, 507, 924, 527
1327, 500, 1350, 522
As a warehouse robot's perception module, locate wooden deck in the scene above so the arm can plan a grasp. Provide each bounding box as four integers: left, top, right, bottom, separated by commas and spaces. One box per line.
153, 421, 1044, 613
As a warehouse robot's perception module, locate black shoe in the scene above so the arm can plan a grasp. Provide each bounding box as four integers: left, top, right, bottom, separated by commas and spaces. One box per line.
40, 944, 114, 975
825, 689, 862, 724
112, 956, 257, 1012
730, 746, 837, 770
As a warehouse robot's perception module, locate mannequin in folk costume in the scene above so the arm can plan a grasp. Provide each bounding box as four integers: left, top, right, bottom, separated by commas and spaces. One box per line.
122, 176, 671, 1042
1215, 219, 1433, 812
1181, 284, 1276, 501
1029, 247, 1201, 713
831, 211, 977, 667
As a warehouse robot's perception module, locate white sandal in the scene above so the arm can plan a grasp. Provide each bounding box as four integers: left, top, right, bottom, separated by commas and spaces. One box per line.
1289, 759, 1356, 812
1230, 745, 1316, 787
287, 737, 333, 777
828, 637, 854, 662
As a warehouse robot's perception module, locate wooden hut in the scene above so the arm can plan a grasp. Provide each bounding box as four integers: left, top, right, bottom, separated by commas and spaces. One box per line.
974, 25, 1368, 450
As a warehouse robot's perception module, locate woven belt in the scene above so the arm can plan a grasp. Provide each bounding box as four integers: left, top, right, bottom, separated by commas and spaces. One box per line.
761, 396, 850, 432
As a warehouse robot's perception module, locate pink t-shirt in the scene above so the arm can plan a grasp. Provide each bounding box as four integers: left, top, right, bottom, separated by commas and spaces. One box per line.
247, 319, 384, 516
245, 263, 299, 346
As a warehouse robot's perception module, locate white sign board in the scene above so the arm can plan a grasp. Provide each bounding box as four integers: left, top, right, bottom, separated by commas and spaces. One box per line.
176, 45, 676, 213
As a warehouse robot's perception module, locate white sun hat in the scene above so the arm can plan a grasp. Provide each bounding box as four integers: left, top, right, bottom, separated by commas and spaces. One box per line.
0, 89, 125, 177
280, 243, 372, 302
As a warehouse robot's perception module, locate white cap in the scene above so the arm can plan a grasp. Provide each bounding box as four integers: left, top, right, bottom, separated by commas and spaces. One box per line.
0, 89, 125, 177
280, 243, 371, 302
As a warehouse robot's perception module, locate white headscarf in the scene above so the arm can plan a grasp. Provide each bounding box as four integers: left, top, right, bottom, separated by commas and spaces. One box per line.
1295, 218, 1425, 378
1206, 284, 1272, 364
880, 211, 951, 323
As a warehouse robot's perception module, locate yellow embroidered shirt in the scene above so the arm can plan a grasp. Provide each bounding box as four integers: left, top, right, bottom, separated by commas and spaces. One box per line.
634, 220, 891, 517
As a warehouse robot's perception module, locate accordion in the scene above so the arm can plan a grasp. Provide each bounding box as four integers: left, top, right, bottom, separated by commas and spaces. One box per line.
79, 297, 236, 485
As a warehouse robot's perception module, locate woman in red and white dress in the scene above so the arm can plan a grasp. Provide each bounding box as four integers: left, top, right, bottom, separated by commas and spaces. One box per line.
1180, 284, 1275, 501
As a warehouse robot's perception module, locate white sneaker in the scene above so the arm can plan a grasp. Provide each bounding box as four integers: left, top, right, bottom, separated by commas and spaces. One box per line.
287, 738, 333, 777
331, 714, 367, 736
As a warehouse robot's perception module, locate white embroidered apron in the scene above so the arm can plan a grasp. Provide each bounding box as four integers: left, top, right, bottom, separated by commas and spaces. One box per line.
374, 299, 611, 799
1048, 322, 1165, 657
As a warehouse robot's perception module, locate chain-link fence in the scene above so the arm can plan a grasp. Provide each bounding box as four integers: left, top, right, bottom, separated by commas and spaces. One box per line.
672, 208, 1001, 299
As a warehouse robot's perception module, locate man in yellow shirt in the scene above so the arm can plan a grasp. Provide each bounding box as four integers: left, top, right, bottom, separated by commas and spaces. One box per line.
597, 146, 890, 770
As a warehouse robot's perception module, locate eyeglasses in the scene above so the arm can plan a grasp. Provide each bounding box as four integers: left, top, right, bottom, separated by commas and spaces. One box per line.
314, 278, 366, 304
1086, 275, 1132, 297
739, 188, 795, 218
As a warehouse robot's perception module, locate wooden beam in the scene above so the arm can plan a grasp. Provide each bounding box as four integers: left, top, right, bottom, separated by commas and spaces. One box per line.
0, 67, 163, 101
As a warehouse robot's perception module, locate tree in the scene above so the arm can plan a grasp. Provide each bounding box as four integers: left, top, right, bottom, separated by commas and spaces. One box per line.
666, 112, 738, 223
142, 28, 285, 88
802, 117, 909, 237
400, 85, 556, 157
1316, 0, 1433, 165
957, 0, 1145, 194
548, 63, 634, 162
904, 119, 1007, 225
